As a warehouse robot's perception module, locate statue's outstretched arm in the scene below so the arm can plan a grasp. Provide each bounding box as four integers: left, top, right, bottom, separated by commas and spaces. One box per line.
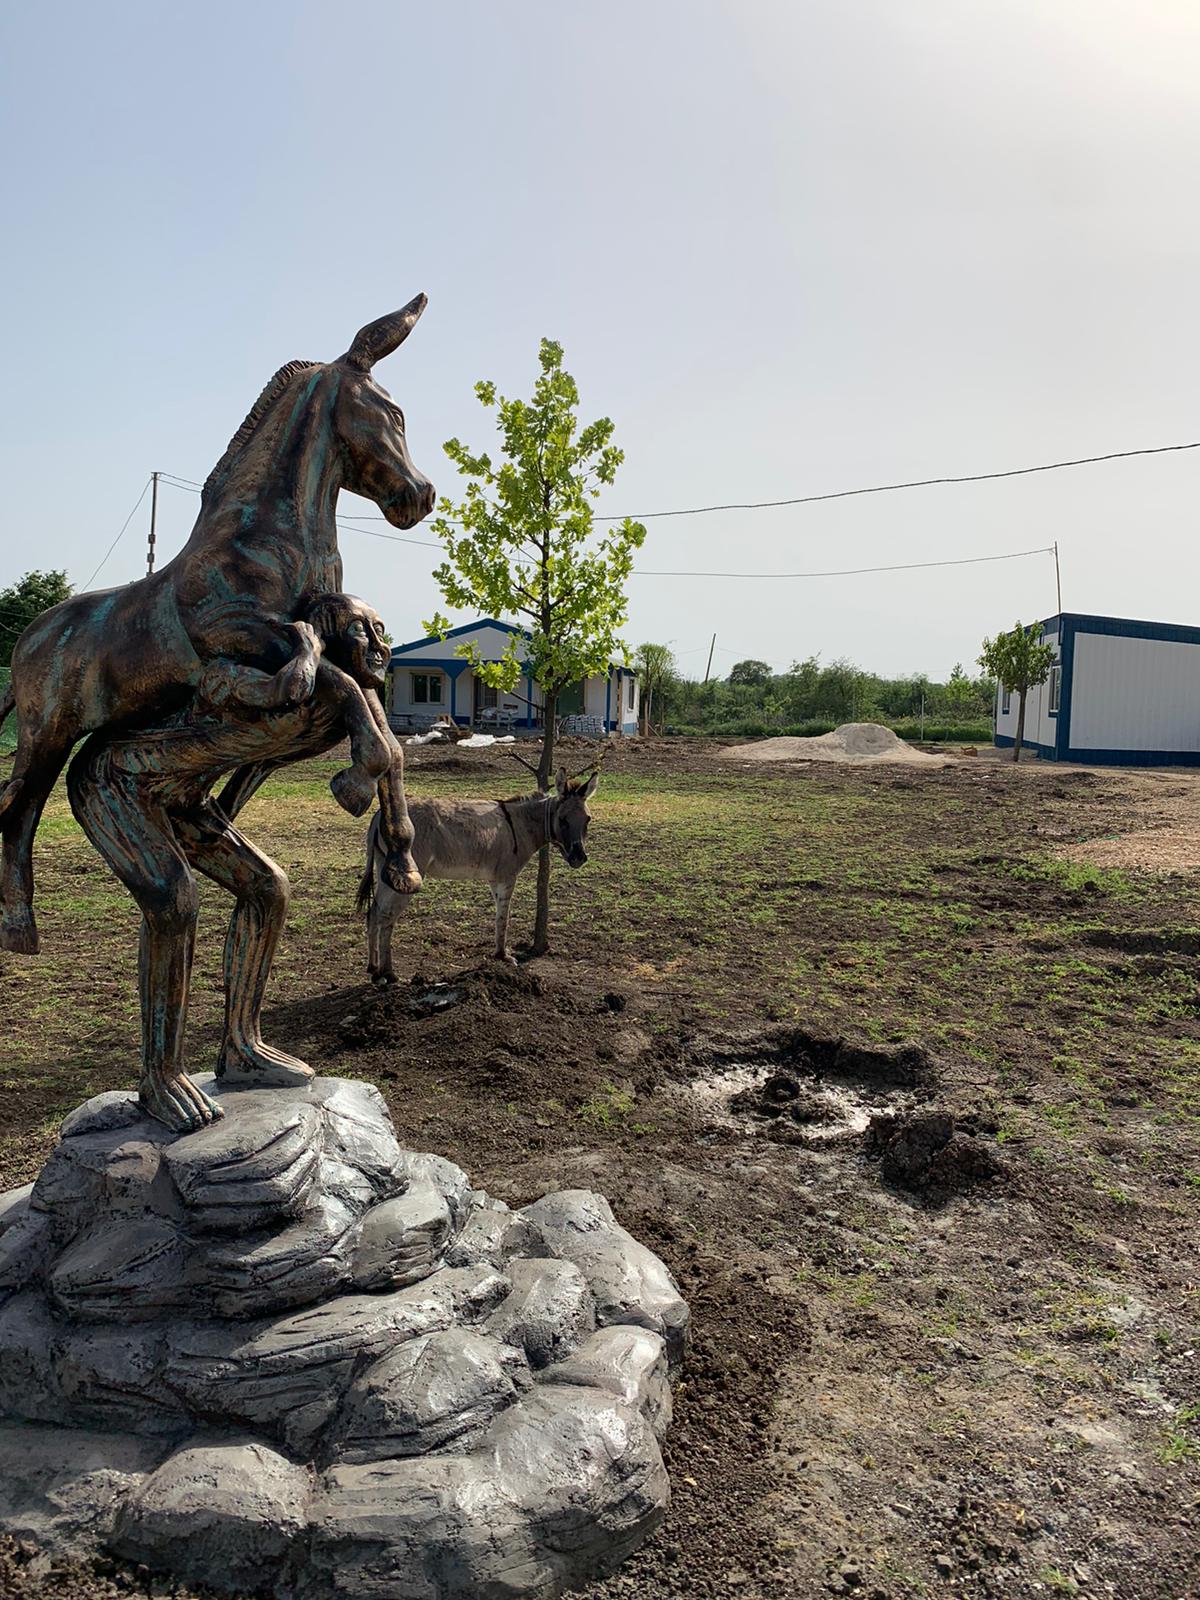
198, 624, 323, 713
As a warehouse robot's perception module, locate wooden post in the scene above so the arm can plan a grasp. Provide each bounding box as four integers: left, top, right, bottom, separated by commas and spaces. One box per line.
146, 471, 159, 576
702, 633, 716, 684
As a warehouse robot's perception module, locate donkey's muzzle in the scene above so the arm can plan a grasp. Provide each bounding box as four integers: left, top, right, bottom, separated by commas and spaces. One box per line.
384, 477, 436, 529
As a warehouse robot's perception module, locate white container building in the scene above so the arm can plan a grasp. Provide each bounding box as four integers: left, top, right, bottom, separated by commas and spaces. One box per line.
994, 611, 1200, 765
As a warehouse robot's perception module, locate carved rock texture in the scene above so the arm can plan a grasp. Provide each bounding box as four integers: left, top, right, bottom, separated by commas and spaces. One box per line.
0, 1078, 687, 1599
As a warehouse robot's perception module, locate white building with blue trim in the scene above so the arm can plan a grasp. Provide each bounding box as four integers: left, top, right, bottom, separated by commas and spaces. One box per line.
995, 611, 1200, 765
386, 618, 639, 736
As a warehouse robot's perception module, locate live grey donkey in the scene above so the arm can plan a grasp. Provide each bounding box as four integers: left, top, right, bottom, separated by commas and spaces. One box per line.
358, 768, 599, 979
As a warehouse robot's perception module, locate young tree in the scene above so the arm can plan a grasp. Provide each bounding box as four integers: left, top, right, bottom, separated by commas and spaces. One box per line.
634, 642, 676, 735
0, 570, 71, 669
978, 622, 1056, 763
427, 339, 646, 954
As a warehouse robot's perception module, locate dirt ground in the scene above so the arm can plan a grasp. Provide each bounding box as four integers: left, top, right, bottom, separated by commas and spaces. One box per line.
1, 739, 1199, 1600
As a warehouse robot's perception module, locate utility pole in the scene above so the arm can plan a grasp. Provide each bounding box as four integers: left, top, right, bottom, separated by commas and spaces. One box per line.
146, 471, 159, 576
1053, 540, 1062, 615
702, 632, 716, 684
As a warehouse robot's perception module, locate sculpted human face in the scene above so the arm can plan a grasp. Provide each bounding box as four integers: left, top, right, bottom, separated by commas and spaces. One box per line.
330, 602, 390, 691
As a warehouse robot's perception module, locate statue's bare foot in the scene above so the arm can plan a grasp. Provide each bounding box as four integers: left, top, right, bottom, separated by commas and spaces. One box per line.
217, 1038, 315, 1086
141, 1070, 224, 1133
0, 904, 39, 955
330, 766, 377, 818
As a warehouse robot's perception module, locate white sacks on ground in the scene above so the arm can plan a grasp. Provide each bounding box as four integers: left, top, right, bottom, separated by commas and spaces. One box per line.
0, 1076, 688, 1599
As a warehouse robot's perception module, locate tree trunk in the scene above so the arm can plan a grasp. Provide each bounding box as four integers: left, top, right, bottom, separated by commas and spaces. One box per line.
1013, 687, 1026, 764
640, 685, 652, 738
531, 689, 557, 956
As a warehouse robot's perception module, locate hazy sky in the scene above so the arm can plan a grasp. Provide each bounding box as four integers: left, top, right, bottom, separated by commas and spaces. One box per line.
3, 1, 1198, 679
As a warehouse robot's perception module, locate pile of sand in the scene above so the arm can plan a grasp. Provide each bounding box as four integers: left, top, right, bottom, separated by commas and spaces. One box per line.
718, 722, 947, 766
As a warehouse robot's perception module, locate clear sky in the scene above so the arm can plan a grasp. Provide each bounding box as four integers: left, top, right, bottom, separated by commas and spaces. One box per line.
2, 1, 1198, 679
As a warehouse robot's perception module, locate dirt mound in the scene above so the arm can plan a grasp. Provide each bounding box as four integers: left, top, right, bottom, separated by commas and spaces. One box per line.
866, 1108, 1007, 1194
719, 722, 947, 765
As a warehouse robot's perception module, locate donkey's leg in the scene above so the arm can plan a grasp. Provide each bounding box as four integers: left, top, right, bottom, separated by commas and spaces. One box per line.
66, 756, 222, 1132
1, 726, 78, 954
491, 880, 517, 965
368, 868, 410, 983
176, 808, 313, 1085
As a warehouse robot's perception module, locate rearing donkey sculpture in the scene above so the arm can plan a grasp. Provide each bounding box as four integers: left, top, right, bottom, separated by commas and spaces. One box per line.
0, 295, 435, 953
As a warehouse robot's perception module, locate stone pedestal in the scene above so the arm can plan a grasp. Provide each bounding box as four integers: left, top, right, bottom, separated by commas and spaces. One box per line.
0, 1076, 688, 1599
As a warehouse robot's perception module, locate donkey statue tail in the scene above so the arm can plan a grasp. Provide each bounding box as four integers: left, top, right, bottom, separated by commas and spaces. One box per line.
355, 813, 379, 916
0, 684, 19, 826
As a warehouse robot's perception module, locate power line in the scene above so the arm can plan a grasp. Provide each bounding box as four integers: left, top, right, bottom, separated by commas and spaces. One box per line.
321, 437, 1200, 524
153, 471, 1052, 575
632, 545, 1054, 580
601, 440, 1200, 520
81, 477, 153, 590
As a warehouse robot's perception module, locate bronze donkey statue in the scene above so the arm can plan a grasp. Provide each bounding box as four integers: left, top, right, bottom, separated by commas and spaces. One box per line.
0, 296, 435, 953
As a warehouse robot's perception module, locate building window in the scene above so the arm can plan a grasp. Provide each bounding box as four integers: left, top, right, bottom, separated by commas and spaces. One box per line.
412, 672, 443, 705
627, 676, 636, 711
1048, 663, 1061, 716
1001, 688, 1011, 715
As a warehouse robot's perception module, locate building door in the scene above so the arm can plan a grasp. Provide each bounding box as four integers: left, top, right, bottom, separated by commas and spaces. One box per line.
558, 679, 586, 717
473, 676, 498, 720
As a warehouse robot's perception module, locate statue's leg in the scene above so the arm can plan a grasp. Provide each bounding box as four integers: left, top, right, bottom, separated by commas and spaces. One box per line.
0, 727, 74, 955
65, 753, 222, 1132
315, 663, 397, 817
175, 807, 313, 1086
370, 697, 421, 896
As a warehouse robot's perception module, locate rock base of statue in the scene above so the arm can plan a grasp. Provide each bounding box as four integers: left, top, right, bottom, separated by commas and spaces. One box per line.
0, 1076, 688, 1599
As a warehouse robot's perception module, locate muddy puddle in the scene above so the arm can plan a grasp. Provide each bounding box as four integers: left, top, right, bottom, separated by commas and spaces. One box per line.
687, 1062, 915, 1146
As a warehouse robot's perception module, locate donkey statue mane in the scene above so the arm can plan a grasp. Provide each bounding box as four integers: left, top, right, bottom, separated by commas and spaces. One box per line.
203, 360, 321, 500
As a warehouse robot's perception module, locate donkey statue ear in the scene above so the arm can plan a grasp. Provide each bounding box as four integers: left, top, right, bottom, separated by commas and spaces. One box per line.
555, 766, 567, 796
340, 293, 428, 371
581, 771, 600, 799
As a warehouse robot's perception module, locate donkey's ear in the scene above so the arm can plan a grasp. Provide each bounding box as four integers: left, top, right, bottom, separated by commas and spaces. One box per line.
340, 293, 428, 372
581, 771, 600, 800
555, 766, 567, 796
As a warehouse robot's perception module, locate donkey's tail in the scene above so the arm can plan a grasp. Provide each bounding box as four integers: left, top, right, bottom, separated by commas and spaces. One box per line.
355, 814, 378, 916
0, 684, 13, 736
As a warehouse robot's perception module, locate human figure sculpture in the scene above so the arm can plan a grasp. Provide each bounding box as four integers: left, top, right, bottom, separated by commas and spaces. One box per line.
66, 594, 419, 1132
0, 296, 434, 954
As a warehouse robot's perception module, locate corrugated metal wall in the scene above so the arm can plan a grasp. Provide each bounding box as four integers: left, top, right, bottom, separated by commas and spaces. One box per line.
1070, 632, 1200, 753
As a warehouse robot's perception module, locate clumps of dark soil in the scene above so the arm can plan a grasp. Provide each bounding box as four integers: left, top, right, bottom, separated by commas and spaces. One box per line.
0, 1536, 217, 1599
776, 1029, 930, 1087
729, 1070, 833, 1127
1079, 926, 1200, 957
339, 964, 544, 1047
866, 1108, 1007, 1195
703, 1026, 933, 1089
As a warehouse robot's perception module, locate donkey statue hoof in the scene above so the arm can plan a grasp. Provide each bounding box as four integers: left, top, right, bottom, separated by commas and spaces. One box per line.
0, 905, 39, 955
330, 767, 377, 818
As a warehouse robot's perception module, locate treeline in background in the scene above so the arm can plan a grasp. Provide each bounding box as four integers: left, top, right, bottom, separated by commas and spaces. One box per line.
637, 648, 996, 743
